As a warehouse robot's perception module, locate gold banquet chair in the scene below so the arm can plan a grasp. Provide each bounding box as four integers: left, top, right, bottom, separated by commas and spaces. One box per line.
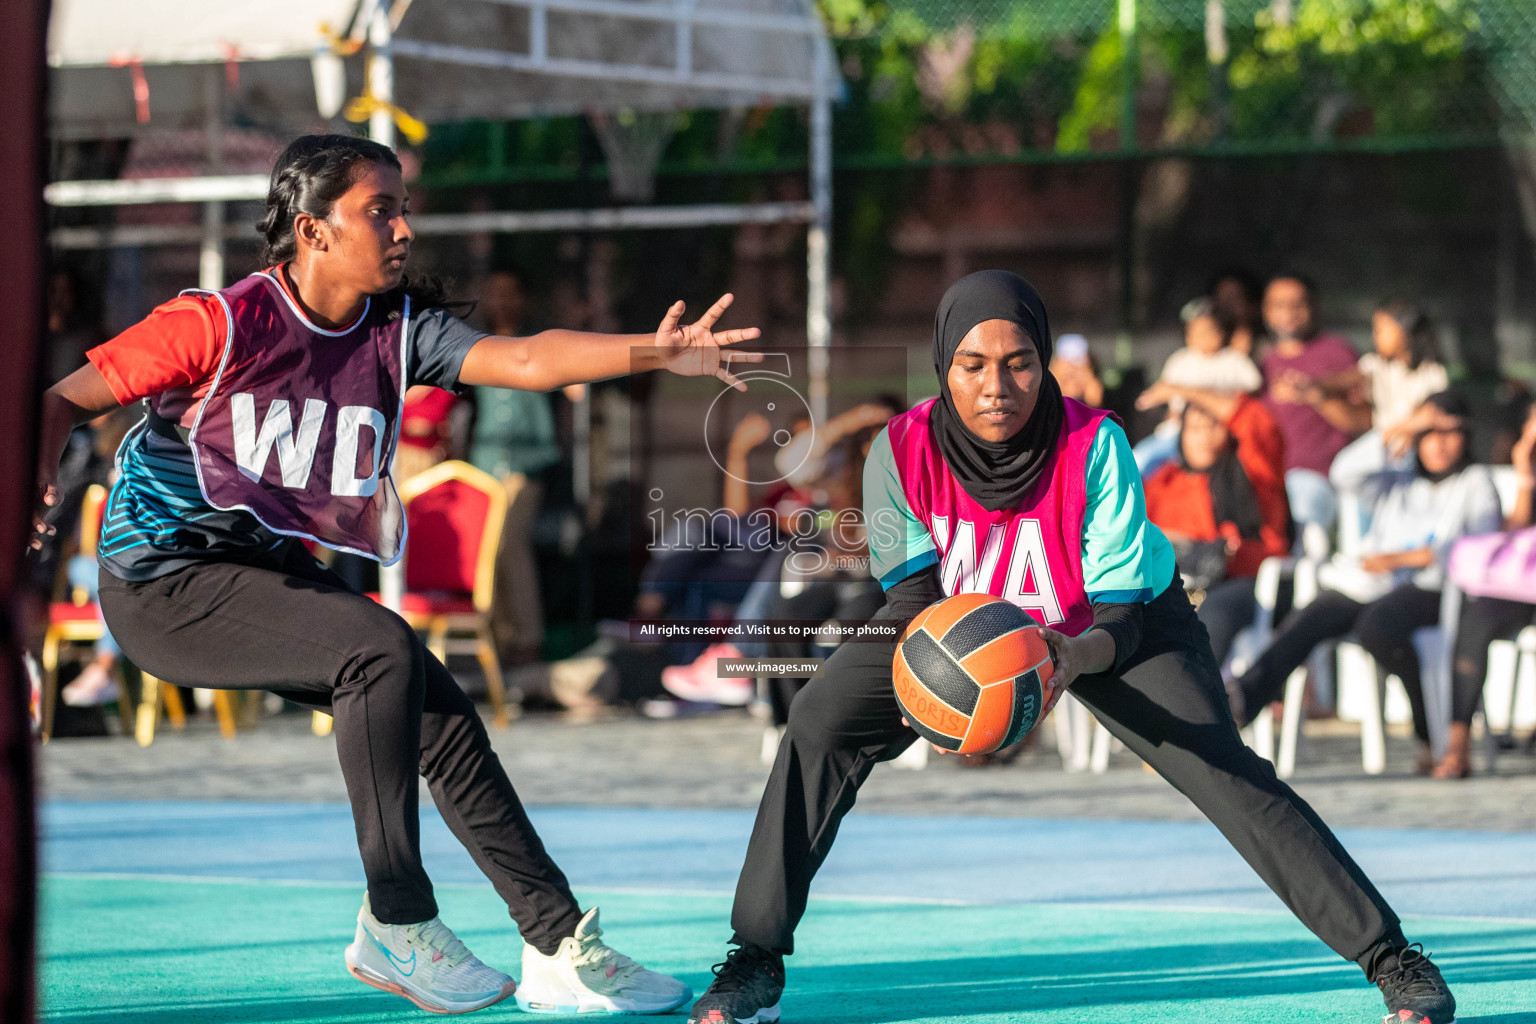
313, 460, 512, 736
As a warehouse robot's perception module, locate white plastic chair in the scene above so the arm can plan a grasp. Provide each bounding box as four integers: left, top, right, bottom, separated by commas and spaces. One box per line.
1299, 467, 1519, 774
1222, 521, 1333, 777
1063, 521, 1332, 777
1279, 487, 1437, 774
1377, 467, 1524, 765
1478, 624, 1536, 771
1237, 550, 1324, 778
1054, 692, 1106, 773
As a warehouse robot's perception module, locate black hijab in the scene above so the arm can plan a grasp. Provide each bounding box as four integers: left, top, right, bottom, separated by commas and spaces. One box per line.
1178, 407, 1264, 541
929, 270, 1065, 511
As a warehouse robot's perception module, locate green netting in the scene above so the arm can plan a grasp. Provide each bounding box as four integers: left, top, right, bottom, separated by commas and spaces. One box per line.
821, 0, 1536, 161
417, 1, 1536, 188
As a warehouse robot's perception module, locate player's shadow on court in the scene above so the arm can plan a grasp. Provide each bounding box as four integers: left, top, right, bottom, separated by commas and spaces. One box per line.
784, 932, 1536, 1022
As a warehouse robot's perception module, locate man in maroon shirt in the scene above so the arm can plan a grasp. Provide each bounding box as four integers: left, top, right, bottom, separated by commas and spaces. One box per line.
1259, 274, 1368, 530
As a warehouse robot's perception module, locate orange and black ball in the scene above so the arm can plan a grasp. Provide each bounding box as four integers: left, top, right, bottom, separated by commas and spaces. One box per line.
893, 593, 1057, 755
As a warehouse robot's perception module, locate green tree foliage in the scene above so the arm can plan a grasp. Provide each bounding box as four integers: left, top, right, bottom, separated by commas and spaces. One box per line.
825, 0, 1495, 154
1229, 0, 1487, 139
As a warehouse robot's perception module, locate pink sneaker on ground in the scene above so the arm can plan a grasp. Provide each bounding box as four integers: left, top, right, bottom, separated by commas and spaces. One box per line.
661, 644, 754, 706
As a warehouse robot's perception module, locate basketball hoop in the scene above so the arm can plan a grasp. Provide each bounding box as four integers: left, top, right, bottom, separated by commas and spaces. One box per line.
588, 109, 682, 203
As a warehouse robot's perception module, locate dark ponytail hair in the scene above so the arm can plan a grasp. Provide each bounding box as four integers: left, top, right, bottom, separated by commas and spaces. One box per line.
1376, 299, 1442, 371
258, 133, 457, 310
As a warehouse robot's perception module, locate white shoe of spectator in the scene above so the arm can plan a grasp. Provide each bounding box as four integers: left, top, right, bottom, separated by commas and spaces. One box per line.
61, 662, 121, 707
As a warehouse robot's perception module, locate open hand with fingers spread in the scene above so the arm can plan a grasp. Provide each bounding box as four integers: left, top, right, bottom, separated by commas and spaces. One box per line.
654, 293, 764, 391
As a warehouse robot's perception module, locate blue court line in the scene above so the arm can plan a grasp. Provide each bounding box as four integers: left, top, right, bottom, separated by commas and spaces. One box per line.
40, 801, 1536, 922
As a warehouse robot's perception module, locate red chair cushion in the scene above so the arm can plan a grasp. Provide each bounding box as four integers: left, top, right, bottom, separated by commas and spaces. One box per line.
50, 601, 102, 625
404, 477, 491, 595
367, 592, 477, 616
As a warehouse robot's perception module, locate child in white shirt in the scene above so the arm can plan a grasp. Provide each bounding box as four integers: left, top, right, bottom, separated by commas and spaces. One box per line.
1134, 298, 1262, 475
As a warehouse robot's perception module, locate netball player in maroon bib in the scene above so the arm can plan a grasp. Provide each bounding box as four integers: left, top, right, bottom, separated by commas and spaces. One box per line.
35, 134, 762, 1016
686, 272, 1456, 1024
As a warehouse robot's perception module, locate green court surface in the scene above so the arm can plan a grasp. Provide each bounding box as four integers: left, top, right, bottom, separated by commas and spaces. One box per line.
40, 875, 1536, 1023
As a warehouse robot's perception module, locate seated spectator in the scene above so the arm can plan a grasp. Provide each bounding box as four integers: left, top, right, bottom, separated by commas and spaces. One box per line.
1133, 298, 1262, 475
1208, 267, 1264, 356
470, 267, 563, 666
1328, 301, 1450, 479
1442, 403, 1536, 777
58, 553, 122, 708
1048, 334, 1104, 407
1365, 302, 1451, 441
1141, 387, 1292, 668
754, 431, 885, 727
658, 403, 898, 707
1259, 273, 1368, 531
1229, 392, 1503, 770
397, 384, 459, 480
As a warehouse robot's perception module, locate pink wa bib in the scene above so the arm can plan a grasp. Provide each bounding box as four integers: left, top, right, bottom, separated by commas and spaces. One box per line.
886, 397, 1106, 634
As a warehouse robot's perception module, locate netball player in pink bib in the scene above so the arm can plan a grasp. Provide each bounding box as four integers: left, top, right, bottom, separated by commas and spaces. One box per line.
687, 271, 1455, 1024
34, 134, 761, 1016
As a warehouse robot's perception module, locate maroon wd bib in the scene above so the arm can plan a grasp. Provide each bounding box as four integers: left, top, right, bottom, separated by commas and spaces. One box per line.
181, 271, 408, 564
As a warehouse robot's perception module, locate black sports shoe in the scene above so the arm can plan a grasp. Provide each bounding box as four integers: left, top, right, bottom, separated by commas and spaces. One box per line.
687, 943, 785, 1024
1376, 944, 1456, 1023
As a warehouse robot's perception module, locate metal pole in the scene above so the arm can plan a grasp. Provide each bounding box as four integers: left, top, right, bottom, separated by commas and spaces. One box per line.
1115, 0, 1139, 368
372, 0, 405, 613
806, 42, 832, 425
369, 2, 396, 148
199, 67, 225, 291
1119, 0, 1138, 153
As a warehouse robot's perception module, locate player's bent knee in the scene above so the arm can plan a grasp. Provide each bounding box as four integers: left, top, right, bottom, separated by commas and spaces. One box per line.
337, 606, 424, 690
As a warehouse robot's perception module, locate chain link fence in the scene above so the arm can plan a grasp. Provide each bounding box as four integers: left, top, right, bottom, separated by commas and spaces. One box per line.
825, 0, 1536, 164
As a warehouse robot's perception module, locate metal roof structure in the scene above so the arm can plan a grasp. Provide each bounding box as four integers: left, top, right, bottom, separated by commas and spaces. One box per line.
46, 0, 841, 607
48, 0, 838, 135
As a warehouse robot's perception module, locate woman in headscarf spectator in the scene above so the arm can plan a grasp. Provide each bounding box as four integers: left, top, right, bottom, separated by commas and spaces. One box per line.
1140, 386, 1292, 670
1230, 391, 1503, 771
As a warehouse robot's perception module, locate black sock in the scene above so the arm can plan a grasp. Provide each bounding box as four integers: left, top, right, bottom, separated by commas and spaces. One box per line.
1356, 925, 1409, 983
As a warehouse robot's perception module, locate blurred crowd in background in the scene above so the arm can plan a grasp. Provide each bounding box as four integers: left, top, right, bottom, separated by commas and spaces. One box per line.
29, 252, 1536, 783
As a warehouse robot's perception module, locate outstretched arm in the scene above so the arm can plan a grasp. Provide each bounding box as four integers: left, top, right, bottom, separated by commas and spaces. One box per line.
1135, 381, 1242, 424
458, 292, 762, 392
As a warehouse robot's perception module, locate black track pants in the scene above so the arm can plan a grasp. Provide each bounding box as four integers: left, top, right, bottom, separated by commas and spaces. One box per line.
98, 545, 583, 952
728, 584, 1402, 971
1452, 596, 1536, 726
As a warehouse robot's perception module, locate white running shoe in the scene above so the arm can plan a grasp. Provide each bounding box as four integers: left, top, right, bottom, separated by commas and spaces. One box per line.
517, 908, 692, 1014
61, 662, 121, 707
344, 895, 517, 1014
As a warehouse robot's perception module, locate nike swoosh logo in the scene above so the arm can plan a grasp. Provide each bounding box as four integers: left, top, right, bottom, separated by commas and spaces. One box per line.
370, 933, 417, 976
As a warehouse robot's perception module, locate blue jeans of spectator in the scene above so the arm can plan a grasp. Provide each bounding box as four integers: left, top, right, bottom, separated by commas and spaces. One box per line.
68, 554, 119, 658
732, 548, 792, 658
1133, 421, 1181, 478
1285, 468, 1337, 532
